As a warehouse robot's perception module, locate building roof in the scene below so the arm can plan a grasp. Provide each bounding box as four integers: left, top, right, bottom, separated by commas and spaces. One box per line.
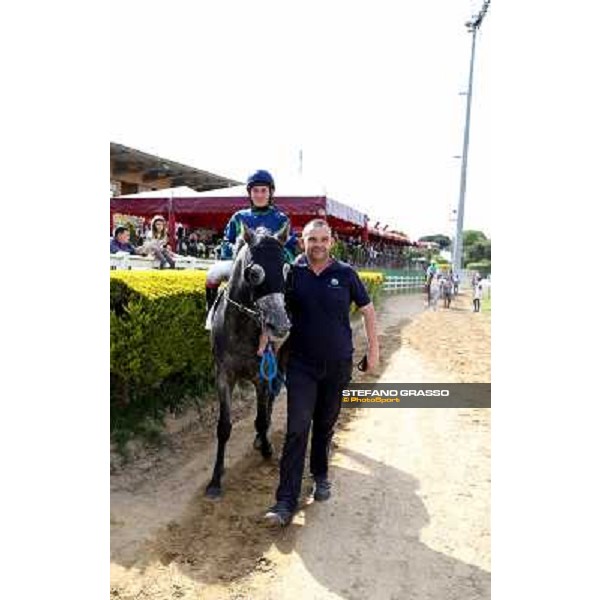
110, 142, 241, 191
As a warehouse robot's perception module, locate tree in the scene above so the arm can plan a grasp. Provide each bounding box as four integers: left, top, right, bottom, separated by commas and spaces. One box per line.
461, 230, 491, 268
418, 234, 451, 250
464, 239, 491, 264
462, 230, 488, 246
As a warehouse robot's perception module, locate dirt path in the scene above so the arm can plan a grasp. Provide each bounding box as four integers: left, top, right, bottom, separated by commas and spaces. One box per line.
110, 292, 490, 600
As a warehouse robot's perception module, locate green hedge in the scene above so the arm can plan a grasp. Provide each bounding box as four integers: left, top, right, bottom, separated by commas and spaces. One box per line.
110, 269, 384, 448
110, 271, 212, 448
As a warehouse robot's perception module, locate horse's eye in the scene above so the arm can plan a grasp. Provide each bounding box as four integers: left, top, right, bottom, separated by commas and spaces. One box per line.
283, 263, 291, 280
244, 264, 265, 286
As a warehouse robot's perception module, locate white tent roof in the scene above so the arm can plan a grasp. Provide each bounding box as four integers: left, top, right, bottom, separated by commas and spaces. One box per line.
116, 178, 330, 200
116, 186, 202, 199
193, 177, 328, 198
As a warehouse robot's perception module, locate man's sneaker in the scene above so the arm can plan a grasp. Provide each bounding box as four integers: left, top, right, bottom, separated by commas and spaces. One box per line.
264, 502, 293, 527
312, 477, 332, 502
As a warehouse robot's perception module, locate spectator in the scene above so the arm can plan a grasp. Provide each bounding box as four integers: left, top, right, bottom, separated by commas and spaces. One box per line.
184, 233, 196, 257
110, 226, 142, 255
179, 235, 188, 256
442, 275, 453, 308
143, 215, 176, 269
368, 245, 377, 267
186, 233, 205, 258
452, 270, 460, 295
176, 224, 185, 254
473, 277, 483, 312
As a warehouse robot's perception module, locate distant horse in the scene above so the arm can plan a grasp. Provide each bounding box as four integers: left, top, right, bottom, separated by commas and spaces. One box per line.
205, 224, 292, 498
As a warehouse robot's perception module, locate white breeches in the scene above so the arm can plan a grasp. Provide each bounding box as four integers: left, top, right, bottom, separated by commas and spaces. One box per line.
206, 260, 233, 287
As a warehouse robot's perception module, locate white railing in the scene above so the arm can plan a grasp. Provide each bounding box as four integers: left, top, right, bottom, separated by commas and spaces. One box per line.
382, 275, 425, 293
110, 253, 215, 271
382, 272, 491, 296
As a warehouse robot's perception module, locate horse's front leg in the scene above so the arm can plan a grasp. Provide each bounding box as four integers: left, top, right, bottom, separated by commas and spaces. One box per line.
206, 368, 234, 498
253, 380, 274, 458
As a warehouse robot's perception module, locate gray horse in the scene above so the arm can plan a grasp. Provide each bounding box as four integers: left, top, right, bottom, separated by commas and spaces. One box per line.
205, 224, 292, 498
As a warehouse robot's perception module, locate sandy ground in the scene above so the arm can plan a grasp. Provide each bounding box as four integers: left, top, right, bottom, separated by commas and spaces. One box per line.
110, 291, 490, 599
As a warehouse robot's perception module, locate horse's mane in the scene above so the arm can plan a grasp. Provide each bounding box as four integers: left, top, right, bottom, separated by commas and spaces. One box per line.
232, 235, 246, 260
233, 226, 273, 261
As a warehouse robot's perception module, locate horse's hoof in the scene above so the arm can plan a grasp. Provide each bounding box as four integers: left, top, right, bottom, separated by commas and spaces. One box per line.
253, 436, 262, 451
205, 485, 222, 499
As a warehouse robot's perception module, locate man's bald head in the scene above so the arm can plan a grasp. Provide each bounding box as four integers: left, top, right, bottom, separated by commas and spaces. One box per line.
302, 219, 332, 237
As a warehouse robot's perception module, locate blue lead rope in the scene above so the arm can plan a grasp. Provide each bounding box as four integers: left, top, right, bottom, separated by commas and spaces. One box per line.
259, 342, 279, 394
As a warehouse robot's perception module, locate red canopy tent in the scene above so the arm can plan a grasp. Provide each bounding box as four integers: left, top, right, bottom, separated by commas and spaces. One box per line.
110, 184, 368, 245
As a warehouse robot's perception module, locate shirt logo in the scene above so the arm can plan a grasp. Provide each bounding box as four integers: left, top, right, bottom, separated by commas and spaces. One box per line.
330, 278, 339, 287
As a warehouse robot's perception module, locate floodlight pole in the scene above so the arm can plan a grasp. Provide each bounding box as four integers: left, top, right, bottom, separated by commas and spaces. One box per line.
452, 0, 490, 275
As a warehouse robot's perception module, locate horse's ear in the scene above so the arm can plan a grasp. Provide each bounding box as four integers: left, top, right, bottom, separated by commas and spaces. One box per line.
275, 221, 290, 245
240, 221, 256, 245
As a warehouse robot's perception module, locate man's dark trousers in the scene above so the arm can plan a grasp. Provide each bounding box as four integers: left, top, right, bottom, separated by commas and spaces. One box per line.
276, 354, 353, 511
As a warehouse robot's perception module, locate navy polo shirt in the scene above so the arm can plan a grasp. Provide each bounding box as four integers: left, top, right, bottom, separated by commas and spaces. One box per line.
286, 256, 371, 361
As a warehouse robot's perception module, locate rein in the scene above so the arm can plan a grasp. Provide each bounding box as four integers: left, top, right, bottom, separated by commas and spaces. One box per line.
259, 342, 279, 393
223, 287, 263, 324
223, 286, 281, 394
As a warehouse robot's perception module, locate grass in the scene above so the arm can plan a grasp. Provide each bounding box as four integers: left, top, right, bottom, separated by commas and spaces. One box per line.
481, 293, 491, 312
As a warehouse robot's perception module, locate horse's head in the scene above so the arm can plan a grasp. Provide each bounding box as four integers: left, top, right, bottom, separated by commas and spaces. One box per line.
230, 223, 292, 342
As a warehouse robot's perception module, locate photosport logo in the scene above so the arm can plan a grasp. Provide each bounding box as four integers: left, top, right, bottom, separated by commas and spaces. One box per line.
340, 384, 491, 408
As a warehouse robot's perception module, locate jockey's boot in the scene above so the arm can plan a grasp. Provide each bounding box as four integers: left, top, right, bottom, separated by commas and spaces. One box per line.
205, 286, 219, 311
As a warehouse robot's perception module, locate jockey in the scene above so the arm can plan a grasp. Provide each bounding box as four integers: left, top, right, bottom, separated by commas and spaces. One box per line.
426, 260, 438, 279
204, 169, 298, 311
